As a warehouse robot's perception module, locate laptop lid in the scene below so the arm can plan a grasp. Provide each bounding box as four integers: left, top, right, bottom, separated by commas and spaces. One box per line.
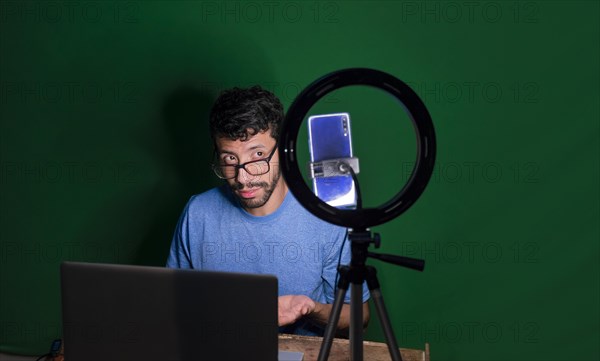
60, 262, 278, 361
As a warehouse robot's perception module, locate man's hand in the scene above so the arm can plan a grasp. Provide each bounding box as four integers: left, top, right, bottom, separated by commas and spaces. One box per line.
278, 295, 316, 326
278, 295, 370, 336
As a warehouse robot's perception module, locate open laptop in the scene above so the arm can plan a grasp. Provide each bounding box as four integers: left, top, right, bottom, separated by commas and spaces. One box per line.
60, 262, 279, 361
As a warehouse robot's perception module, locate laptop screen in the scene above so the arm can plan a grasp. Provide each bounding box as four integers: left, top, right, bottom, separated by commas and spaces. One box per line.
61, 262, 278, 361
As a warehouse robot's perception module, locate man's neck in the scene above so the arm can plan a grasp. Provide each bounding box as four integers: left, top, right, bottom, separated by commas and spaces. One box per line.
245, 181, 289, 217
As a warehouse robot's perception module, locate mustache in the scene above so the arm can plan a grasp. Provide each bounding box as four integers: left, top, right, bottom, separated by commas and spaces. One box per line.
232, 181, 268, 190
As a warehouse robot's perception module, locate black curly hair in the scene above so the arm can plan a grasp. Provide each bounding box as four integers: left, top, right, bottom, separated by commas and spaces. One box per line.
209, 86, 284, 142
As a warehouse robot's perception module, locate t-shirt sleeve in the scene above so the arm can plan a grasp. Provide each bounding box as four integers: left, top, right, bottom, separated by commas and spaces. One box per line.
322, 227, 371, 304
166, 198, 195, 269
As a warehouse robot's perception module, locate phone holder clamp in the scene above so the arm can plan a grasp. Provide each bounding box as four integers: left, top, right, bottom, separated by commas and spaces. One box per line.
308, 157, 360, 178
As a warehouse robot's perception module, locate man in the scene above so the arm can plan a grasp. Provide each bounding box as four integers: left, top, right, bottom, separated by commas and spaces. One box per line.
166, 86, 369, 336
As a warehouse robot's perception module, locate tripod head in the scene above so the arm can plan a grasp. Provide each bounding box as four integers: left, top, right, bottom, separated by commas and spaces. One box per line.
348, 229, 425, 273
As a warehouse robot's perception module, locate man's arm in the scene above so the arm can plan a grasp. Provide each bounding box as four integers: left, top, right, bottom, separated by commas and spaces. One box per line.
278, 295, 370, 336
310, 301, 370, 334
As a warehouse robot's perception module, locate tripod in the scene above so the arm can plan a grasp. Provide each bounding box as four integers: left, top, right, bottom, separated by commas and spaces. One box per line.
317, 229, 425, 361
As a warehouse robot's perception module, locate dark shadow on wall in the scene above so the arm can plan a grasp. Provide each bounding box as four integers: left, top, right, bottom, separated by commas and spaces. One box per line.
67, 36, 279, 269
65, 85, 222, 270
132, 85, 222, 266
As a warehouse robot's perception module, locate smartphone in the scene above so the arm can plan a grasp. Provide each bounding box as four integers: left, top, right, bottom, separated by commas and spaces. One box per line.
308, 113, 356, 208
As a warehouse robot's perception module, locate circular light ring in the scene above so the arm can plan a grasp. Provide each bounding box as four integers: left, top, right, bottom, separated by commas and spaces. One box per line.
279, 68, 436, 229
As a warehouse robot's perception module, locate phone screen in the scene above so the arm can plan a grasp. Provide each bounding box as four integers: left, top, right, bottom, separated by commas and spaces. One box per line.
308, 113, 356, 208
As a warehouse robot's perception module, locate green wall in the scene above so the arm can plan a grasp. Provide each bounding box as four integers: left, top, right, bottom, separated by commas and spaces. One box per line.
1, 1, 598, 360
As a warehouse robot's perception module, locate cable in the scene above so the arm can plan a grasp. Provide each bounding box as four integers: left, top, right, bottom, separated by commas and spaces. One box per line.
342, 162, 362, 210
333, 228, 349, 296
332, 163, 362, 296
36, 338, 62, 361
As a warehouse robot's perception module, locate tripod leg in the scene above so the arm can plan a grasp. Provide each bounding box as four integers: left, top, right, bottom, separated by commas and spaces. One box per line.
366, 268, 403, 361
350, 283, 364, 361
318, 267, 350, 361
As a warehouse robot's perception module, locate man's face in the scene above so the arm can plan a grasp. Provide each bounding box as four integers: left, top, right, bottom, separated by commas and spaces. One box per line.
214, 131, 285, 214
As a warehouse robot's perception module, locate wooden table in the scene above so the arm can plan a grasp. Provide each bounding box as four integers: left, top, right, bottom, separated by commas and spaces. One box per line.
40, 334, 429, 361
279, 334, 430, 361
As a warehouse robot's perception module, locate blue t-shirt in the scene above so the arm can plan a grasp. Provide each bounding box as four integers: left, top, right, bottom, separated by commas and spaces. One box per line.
166, 185, 369, 335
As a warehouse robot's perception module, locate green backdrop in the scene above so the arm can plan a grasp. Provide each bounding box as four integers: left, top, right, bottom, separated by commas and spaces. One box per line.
1, 1, 598, 360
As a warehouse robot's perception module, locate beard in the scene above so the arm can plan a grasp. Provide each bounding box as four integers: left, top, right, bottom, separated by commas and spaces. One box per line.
231, 169, 282, 209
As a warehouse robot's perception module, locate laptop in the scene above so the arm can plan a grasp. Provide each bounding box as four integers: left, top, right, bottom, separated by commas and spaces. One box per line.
60, 262, 279, 361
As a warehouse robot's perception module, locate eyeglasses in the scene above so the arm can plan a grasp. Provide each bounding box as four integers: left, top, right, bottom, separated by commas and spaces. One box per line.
212, 144, 278, 180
